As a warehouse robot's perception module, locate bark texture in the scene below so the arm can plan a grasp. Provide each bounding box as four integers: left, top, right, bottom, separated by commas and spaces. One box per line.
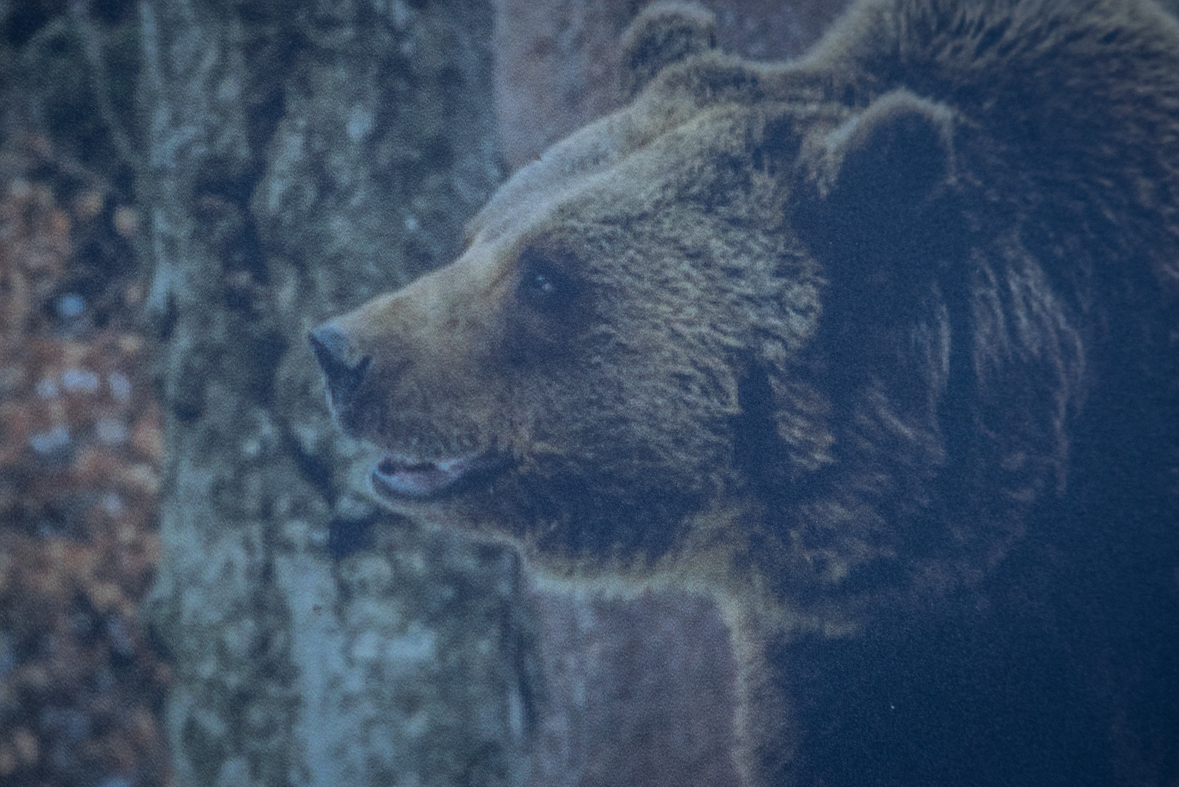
137, 1, 530, 785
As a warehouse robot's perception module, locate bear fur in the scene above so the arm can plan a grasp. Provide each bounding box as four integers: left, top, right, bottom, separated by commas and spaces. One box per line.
312, 0, 1179, 784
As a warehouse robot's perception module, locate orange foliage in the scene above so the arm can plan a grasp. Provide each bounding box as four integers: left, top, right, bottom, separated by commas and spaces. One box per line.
0, 140, 170, 787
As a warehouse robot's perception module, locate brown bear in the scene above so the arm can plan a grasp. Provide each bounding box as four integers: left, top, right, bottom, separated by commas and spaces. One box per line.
311, 0, 1179, 784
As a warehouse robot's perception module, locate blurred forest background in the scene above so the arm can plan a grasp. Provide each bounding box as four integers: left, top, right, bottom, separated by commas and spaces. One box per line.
0, 0, 1004, 785
1, 1, 167, 784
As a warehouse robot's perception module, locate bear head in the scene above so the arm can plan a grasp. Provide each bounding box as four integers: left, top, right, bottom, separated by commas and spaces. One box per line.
311, 0, 1179, 623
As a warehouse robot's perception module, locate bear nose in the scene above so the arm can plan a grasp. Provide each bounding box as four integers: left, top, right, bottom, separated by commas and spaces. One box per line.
308, 323, 371, 408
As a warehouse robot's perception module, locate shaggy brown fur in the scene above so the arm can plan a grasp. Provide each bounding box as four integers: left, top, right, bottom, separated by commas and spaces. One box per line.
312, 0, 1179, 783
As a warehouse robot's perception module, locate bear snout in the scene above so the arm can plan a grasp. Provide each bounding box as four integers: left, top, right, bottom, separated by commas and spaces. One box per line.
308, 322, 372, 412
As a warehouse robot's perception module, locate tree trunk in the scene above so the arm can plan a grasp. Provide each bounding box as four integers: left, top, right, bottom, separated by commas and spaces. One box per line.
136, 2, 530, 785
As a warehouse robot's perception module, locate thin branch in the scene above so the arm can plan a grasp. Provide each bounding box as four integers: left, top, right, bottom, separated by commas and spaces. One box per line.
69, 0, 144, 171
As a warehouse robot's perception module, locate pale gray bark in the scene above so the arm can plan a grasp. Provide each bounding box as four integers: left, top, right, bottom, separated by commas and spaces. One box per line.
137, 2, 530, 785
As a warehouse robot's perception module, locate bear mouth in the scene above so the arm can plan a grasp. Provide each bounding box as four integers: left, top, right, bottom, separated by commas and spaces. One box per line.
371, 452, 491, 499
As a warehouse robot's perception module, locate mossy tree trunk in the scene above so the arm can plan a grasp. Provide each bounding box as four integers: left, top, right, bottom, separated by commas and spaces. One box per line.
136, 1, 532, 785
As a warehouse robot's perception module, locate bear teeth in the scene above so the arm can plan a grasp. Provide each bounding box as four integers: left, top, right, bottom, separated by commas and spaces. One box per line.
372, 453, 482, 498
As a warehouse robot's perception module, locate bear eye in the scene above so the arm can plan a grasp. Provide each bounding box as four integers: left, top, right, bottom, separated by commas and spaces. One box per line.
519, 253, 579, 312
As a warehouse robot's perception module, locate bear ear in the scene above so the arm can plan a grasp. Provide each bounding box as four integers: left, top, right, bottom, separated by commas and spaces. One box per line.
620, 2, 717, 99
797, 89, 958, 250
